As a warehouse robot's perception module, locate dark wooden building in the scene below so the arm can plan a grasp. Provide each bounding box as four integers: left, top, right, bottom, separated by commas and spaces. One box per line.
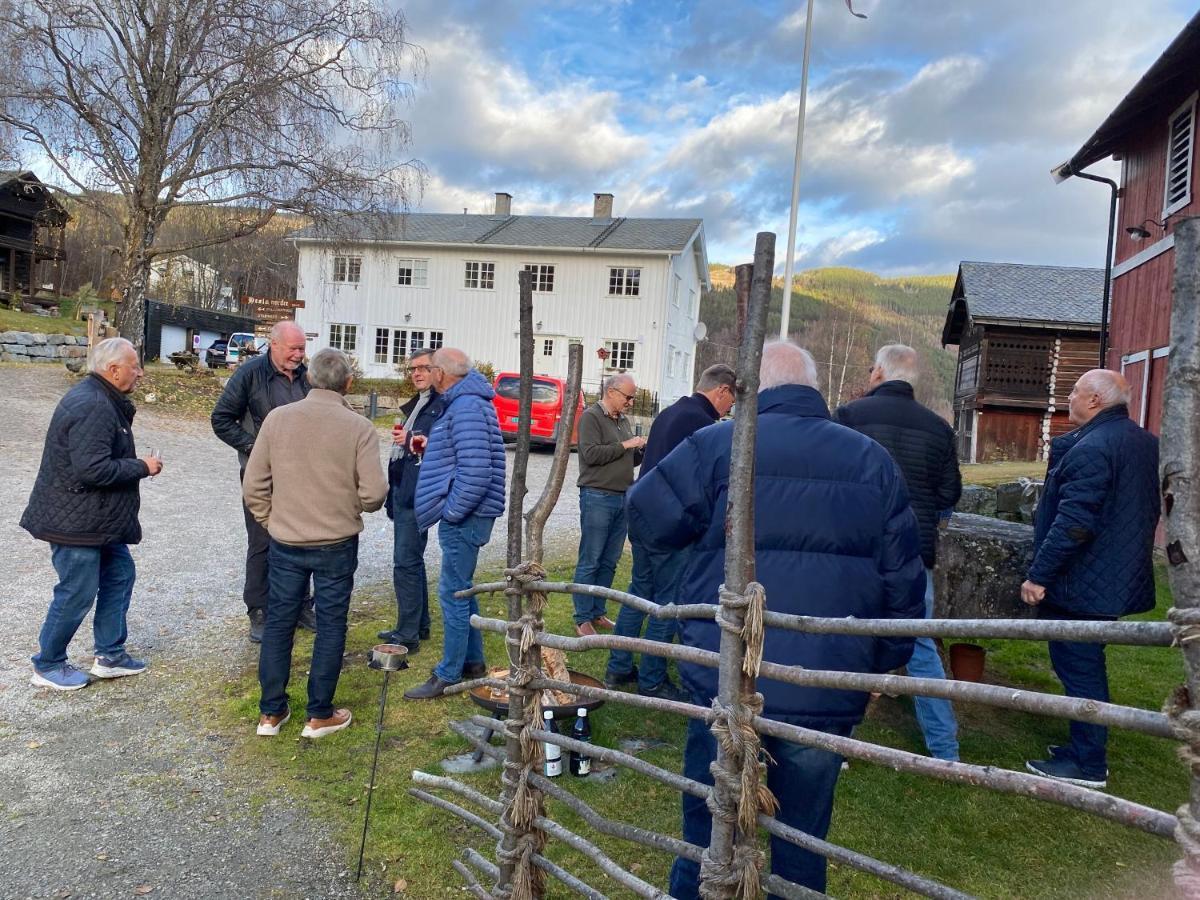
942, 261, 1102, 463
1055, 11, 1200, 436
0, 171, 67, 309
143, 299, 257, 363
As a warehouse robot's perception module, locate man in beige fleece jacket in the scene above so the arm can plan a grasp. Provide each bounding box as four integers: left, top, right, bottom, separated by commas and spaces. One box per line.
243, 348, 388, 739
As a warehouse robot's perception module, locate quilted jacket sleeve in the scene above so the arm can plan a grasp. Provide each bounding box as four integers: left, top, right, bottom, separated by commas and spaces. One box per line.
211, 364, 256, 454
873, 456, 925, 674
933, 430, 962, 511
442, 397, 493, 523
626, 434, 714, 550
1028, 444, 1110, 587
68, 399, 148, 488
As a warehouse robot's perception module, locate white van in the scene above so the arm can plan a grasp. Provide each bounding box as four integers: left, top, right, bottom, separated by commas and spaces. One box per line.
226, 332, 267, 366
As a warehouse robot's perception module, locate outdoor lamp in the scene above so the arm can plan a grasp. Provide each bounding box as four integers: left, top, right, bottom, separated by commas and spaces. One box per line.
1125, 219, 1164, 241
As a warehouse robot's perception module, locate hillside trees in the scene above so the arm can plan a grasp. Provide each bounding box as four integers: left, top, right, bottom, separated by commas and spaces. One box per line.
0, 0, 423, 348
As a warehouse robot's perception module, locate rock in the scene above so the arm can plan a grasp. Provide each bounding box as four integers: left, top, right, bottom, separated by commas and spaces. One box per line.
995, 482, 1024, 514
0, 351, 19, 362
3, 331, 33, 346
2, 344, 27, 355
46, 334, 70, 345
64, 357, 86, 373
439, 752, 498, 775
934, 512, 1035, 620
955, 484, 996, 517
25, 345, 54, 358
30, 332, 48, 344
59, 346, 87, 358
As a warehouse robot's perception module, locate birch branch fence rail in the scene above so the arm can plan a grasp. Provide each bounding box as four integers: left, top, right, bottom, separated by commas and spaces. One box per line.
405, 226, 1200, 898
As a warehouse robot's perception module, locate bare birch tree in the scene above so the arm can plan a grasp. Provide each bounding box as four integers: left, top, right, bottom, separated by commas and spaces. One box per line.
0, 0, 422, 348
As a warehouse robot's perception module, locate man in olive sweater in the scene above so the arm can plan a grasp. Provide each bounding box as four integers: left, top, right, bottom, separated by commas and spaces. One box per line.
571, 373, 646, 635
243, 348, 388, 739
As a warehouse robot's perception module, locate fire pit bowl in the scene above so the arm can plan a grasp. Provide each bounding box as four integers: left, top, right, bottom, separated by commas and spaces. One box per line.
468, 669, 605, 721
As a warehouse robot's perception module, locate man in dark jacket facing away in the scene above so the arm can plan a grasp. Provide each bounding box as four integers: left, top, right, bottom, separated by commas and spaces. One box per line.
628, 341, 925, 895
211, 320, 313, 641
22, 337, 163, 691
1022, 369, 1159, 788
605, 363, 736, 701
836, 344, 962, 761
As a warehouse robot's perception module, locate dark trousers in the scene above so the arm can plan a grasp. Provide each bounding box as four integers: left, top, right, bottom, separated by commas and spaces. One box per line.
391, 500, 431, 643
607, 539, 687, 691
1040, 604, 1113, 778
258, 536, 358, 721
669, 713, 851, 897
241, 498, 271, 613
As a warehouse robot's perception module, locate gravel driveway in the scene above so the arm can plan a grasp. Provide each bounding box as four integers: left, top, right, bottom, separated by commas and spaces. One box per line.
0, 363, 583, 899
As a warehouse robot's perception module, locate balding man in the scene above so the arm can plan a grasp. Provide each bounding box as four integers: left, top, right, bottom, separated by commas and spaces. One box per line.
405, 348, 506, 700
212, 320, 315, 641
1022, 369, 1159, 788
571, 372, 646, 636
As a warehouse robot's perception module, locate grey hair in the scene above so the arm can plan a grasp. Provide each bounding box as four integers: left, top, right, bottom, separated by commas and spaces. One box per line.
407, 346, 434, 362
759, 340, 820, 391
89, 337, 136, 373
604, 372, 635, 393
269, 319, 305, 342
432, 347, 471, 377
874, 344, 919, 384
307, 348, 353, 392
1080, 369, 1132, 407
696, 363, 736, 393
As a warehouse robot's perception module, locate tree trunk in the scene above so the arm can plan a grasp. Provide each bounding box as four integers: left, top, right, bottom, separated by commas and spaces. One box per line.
113, 208, 162, 355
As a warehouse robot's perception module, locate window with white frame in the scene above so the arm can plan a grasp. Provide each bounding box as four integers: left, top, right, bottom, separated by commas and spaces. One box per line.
604, 339, 635, 371
396, 258, 429, 287
671, 273, 682, 307
332, 256, 361, 284
683, 351, 691, 380
374, 327, 445, 366
329, 323, 357, 352
1165, 94, 1196, 217
464, 260, 495, 290
542, 338, 555, 357
523, 263, 555, 292
374, 328, 390, 364
689, 288, 698, 316
666, 344, 677, 377
608, 267, 641, 296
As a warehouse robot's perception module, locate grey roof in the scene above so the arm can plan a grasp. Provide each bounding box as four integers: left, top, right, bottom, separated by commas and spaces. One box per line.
956, 261, 1104, 325
292, 212, 703, 253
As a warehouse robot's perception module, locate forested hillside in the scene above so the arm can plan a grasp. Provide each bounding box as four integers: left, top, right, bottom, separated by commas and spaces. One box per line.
698, 265, 957, 417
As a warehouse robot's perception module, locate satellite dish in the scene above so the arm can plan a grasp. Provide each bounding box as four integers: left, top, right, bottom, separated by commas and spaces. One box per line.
693, 321, 708, 341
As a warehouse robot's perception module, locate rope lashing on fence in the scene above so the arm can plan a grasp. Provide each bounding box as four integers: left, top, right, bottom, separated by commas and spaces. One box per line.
1165, 606, 1200, 896
718, 582, 767, 678
1169, 607, 1200, 647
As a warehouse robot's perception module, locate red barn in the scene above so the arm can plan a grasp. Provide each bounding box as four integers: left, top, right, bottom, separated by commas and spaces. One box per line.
1056, 12, 1200, 436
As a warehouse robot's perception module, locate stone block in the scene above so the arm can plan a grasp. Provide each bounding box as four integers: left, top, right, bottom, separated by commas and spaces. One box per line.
956, 484, 996, 517
0, 351, 18, 362
30, 332, 48, 344
59, 345, 87, 358
25, 344, 54, 357
995, 481, 1023, 514
934, 512, 1035, 620
3, 331, 33, 346
46, 333, 70, 345
2, 344, 27, 355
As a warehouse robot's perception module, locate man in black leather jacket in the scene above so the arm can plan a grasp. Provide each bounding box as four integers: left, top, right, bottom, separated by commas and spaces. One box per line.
211, 320, 313, 641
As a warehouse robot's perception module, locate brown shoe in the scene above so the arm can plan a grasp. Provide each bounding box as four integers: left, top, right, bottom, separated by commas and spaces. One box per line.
301, 708, 352, 738
575, 620, 597, 637
256, 708, 290, 736
593, 616, 616, 631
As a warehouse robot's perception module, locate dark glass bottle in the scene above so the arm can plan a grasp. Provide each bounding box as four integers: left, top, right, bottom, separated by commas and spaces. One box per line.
542, 709, 562, 778
568, 707, 591, 776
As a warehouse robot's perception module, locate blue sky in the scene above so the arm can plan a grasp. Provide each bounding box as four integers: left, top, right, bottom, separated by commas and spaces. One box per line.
393, 0, 1197, 276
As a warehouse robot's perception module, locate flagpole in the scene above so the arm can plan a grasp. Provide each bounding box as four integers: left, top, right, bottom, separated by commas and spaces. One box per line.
779, 0, 816, 339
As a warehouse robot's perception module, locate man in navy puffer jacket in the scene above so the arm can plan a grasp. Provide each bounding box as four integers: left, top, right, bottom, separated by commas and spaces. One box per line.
628, 341, 925, 896
406, 348, 506, 699
1022, 369, 1159, 789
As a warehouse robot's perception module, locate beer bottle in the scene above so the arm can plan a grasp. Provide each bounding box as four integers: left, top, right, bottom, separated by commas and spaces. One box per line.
542, 710, 562, 778
568, 707, 591, 776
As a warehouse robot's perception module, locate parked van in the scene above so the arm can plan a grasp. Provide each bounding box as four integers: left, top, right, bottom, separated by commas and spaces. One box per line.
226, 332, 266, 366
492, 373, 584, 448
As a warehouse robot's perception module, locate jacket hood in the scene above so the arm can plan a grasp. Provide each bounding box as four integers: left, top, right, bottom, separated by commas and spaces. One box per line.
442, 369, 495, 404
757, 384, 831, 420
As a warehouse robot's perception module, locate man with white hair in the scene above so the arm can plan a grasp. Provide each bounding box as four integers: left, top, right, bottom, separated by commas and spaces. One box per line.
836, 344, 962, 761
1022, 368, 1159, 788
21, 337, 163, 690
628, 340, 925, 894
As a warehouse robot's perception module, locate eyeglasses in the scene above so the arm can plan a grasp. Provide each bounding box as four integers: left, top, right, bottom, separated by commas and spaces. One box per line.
406, 364, 432, 374
609, 387, 635, 403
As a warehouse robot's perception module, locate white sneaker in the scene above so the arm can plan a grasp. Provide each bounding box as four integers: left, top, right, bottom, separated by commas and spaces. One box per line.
301, 708, 352, 738
257, 709, 291, 736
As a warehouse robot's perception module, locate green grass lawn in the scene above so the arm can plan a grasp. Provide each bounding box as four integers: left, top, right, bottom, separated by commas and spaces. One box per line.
211, 560, 1187, 899
0, 305, 84, 335
961, 460, 1048, 486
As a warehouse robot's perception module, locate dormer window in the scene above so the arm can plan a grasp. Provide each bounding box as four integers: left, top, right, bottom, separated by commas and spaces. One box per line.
1164, 94, 1196, 218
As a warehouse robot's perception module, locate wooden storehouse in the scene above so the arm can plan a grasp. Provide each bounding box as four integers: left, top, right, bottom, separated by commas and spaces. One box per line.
942, 261, 1102, 463
0, 171, 67, 310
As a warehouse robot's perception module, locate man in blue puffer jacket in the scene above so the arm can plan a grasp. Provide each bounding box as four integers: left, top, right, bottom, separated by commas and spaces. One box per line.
405, 348, 506, 700
1022, 369, 1159, 789
627, 340, 925, 896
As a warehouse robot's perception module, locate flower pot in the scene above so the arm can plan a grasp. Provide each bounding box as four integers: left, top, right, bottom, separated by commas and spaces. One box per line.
949, 642, 986, 682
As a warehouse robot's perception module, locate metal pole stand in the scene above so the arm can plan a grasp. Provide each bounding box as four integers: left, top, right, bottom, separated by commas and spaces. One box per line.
356, 643, 409, 881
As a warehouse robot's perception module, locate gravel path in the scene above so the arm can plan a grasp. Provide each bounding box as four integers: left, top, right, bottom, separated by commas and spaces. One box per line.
0, 363, 583, 899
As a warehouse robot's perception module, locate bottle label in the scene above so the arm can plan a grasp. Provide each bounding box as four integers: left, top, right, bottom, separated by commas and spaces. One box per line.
578, 757, 590, 775
545, 758, 562, 777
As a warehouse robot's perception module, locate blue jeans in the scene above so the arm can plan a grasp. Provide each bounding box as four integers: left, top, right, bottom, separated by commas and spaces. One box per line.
433, 514, 495, 683
909, 568, 959, 760
669, 713, 852, 897
1041, 604, 1112, 778
572, 488, 627, 625
33, 543, 136, 671
259, 536, 358, 720
391, 500, 431, 643
607, 539, 686, 691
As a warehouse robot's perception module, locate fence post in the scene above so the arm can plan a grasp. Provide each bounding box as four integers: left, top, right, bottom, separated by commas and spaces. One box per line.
700, 233, 776, 899
1164, 216, 1200, 898
734, 262, 753, 346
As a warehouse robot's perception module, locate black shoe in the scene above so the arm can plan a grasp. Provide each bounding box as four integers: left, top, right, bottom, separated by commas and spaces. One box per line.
248, 608, 266, 643
298, 599, 317, 633
638, 680, 689, 703
378, 627, 401, 640
604, 665, 638, 690
419, 628, 431, 641
404, 674, 454, 700
463, 661, 488, 679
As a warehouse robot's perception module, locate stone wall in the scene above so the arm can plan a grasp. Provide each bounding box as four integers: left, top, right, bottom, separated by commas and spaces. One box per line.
934, 512, 1036, 620
0, 331, 88, 364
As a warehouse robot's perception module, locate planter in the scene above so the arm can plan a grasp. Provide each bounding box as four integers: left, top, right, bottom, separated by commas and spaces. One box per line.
949, 642, 987, 682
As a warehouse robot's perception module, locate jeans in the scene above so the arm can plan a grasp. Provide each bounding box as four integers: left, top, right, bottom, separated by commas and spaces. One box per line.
1041, 604, 1113, 778
259, 536, 358, 721
607, 539, 686, 691
433, 514, 495, 683
571, 487, 627, 625
669, 713, 852, 897
908, 568, 959, 760
33, 543, 136, 671
391, 499, 430, 643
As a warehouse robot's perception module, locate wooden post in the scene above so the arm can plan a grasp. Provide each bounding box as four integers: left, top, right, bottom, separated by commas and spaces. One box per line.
1164, 217, 1200, 897
507, 271, 534, 567
525, 342, 583, 564
734, 263, 753, 346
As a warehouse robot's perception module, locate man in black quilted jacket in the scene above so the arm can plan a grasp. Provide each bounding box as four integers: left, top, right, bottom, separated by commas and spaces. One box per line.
836, 344, 962, 761
1022, 369, 1159, 789
21, 337, 163, 691
211, 320, 313, 641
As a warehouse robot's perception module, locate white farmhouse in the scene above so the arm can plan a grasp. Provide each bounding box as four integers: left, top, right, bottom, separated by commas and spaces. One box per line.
291, 193, 710, 403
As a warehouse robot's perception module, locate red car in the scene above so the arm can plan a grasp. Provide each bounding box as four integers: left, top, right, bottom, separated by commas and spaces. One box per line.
492, 373, 584, 448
